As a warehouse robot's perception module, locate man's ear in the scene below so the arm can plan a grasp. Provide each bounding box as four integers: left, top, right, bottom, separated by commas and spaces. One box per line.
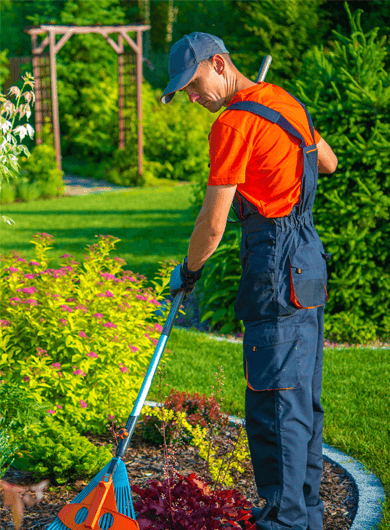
211, 54, 225, 75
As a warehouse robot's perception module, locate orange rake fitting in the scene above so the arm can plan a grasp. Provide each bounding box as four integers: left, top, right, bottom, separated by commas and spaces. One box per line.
58, 474, 139, 530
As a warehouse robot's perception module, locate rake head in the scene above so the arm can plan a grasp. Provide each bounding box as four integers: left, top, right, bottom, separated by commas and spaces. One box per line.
46, 459, 139, 530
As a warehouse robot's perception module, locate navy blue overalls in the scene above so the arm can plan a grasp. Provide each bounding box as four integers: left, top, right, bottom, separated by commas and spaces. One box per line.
224, 98, 331, 530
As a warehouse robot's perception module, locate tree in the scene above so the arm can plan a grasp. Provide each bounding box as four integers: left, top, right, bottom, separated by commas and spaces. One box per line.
289, 3, 390, 339
226, 0, 330, 87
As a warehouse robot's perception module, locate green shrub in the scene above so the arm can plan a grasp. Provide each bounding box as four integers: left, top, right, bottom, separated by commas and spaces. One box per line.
324, 311, 378, 344
141, 389, 226, 446
142, 83, 218, 183
197, 228, 244, 336
15, 178, 41, 202
0, 430, 16, 479
0, 233, 178, 434
16, 416, 112, 484
18, 117, 64, 200
0, 381, 48, 478
288, 5, 390, 340
0, 181, 16, 205
0, 381, 49, 440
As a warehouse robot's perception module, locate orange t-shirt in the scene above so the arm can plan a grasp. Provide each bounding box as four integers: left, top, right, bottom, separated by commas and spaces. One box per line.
207, 83, 321, 218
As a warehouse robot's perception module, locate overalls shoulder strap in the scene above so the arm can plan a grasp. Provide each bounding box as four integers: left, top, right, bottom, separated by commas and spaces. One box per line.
226, 98, 315, 146
224, 98, 319, 221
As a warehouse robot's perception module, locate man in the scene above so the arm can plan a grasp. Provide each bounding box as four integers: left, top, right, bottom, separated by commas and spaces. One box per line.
162, 32, 337, 530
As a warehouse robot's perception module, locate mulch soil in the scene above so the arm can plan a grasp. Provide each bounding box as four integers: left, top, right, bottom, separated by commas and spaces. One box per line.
0, 423, 357, 529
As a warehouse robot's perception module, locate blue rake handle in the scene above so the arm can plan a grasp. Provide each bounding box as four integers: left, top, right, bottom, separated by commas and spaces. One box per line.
115, 290, 185, 460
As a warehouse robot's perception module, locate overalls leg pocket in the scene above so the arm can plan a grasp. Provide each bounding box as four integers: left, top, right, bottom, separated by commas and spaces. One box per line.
289, 244, 331, 309
243, 319, 301, 391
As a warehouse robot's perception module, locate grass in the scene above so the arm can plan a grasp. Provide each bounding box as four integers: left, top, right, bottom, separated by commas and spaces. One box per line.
1, 185, 389, 528
0, 184, 195, 284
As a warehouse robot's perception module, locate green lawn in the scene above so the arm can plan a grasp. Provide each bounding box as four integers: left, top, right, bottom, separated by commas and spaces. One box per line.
1, 186, 388, 528
0, 184, 196, 283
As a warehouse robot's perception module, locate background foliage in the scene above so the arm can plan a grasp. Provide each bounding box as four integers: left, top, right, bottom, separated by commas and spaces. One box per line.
1, 0, 390, 342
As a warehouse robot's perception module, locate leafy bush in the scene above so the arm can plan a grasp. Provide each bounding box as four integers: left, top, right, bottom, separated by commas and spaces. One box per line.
199, 228, 244, 336
0, 233, 178, 433
0, 381, 49, 480
0, 381, 49, 440
141, 405, 249, 488
133, 472, 254, 530
0, 431, 16, 480
0, 181, 16, 205
142, 83, 218, 184
105, 147, 176, 189
288, 6, 390, 340
15, 416, 112, 484
15, 179, 41, 203
142, 389, 226, 445
18, 116, 64, 200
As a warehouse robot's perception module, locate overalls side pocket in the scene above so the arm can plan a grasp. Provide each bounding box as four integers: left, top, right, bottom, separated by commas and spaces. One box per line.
235, 253, 277, 321
289, 244, 331, 309
243, 319, 301, 391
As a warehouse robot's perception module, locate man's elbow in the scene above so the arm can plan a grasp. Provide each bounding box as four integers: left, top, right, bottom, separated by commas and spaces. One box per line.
319, 155, 338, 174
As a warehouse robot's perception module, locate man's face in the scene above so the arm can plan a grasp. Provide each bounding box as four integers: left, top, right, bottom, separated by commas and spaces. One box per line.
179, 60, 226, 113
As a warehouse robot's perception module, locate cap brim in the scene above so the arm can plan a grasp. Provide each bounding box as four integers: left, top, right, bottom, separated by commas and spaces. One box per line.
160, 63, 199, 104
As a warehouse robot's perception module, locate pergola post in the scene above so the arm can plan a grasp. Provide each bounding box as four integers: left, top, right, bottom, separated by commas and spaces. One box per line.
136, 29, 143, 177
24, 25, 150, 175
31, 34, 43, 142
49, 30, 62, 171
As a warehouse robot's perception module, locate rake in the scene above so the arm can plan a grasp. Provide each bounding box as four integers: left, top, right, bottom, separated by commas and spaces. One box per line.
46, 290, 185, 530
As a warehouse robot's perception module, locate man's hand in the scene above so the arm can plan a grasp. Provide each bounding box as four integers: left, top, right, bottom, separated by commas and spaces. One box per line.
170, 256, 204, 298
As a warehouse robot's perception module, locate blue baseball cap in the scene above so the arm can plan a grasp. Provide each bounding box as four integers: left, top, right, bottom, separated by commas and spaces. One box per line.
161, 32, 229, 104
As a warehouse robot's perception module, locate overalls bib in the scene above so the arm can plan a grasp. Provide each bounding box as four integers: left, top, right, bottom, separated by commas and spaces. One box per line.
223, 98, 331, 530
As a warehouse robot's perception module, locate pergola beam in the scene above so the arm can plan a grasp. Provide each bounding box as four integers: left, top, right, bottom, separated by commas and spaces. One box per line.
24, 24, 150, 175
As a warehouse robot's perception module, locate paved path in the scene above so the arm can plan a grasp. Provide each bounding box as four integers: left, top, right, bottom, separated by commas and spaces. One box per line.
63, 174, 130, 196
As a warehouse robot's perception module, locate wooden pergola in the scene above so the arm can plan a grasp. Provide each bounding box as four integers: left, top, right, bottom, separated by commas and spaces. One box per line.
24, 24, 151, 175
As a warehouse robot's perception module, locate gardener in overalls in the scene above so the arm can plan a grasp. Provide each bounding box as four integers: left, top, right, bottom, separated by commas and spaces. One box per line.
163, 33, 338, 530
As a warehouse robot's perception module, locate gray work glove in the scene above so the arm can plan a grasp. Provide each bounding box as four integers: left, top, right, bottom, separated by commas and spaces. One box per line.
169, 256, 204, 299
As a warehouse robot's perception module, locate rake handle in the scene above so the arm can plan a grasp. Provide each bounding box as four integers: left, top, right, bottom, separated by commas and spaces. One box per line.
115, 290, 185, 459
255, 54, 272, 83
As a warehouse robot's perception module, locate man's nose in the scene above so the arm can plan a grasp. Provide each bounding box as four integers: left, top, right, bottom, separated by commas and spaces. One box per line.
187, 91, 200, 103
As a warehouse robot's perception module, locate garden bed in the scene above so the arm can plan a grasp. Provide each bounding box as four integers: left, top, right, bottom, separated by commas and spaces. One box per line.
0, 423, 357, 530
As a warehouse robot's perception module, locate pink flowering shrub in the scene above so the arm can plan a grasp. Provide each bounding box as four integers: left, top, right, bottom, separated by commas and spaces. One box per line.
0, 233, 181, 433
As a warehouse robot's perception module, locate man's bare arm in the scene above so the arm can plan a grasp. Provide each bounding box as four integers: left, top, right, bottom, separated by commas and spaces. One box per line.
317, 137, 338, 174
187, 184, 237, 271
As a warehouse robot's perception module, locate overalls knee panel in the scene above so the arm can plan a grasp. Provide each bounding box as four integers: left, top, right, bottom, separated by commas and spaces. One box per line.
224, 99, 330, 529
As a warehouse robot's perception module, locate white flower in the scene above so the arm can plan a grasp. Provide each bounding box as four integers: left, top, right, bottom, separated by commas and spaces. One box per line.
13, 125, 27, 141
26, 124, 34, 138
0, 119, 12, 134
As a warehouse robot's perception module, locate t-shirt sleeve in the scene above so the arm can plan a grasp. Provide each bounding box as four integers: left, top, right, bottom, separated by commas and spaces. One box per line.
314, 127, 321, 144
207, 120, 251, 186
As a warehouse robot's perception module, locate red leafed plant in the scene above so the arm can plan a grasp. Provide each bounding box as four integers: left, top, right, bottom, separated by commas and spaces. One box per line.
132, 472, 255, 530
164, 389, 225, 429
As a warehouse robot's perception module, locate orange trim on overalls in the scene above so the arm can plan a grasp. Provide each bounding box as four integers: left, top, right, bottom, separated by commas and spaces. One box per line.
306, 147, 318, 154
289, 265, 327, 309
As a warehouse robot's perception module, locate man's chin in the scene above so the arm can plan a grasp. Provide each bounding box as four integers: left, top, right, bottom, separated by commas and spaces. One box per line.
203, 101, 222, 113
